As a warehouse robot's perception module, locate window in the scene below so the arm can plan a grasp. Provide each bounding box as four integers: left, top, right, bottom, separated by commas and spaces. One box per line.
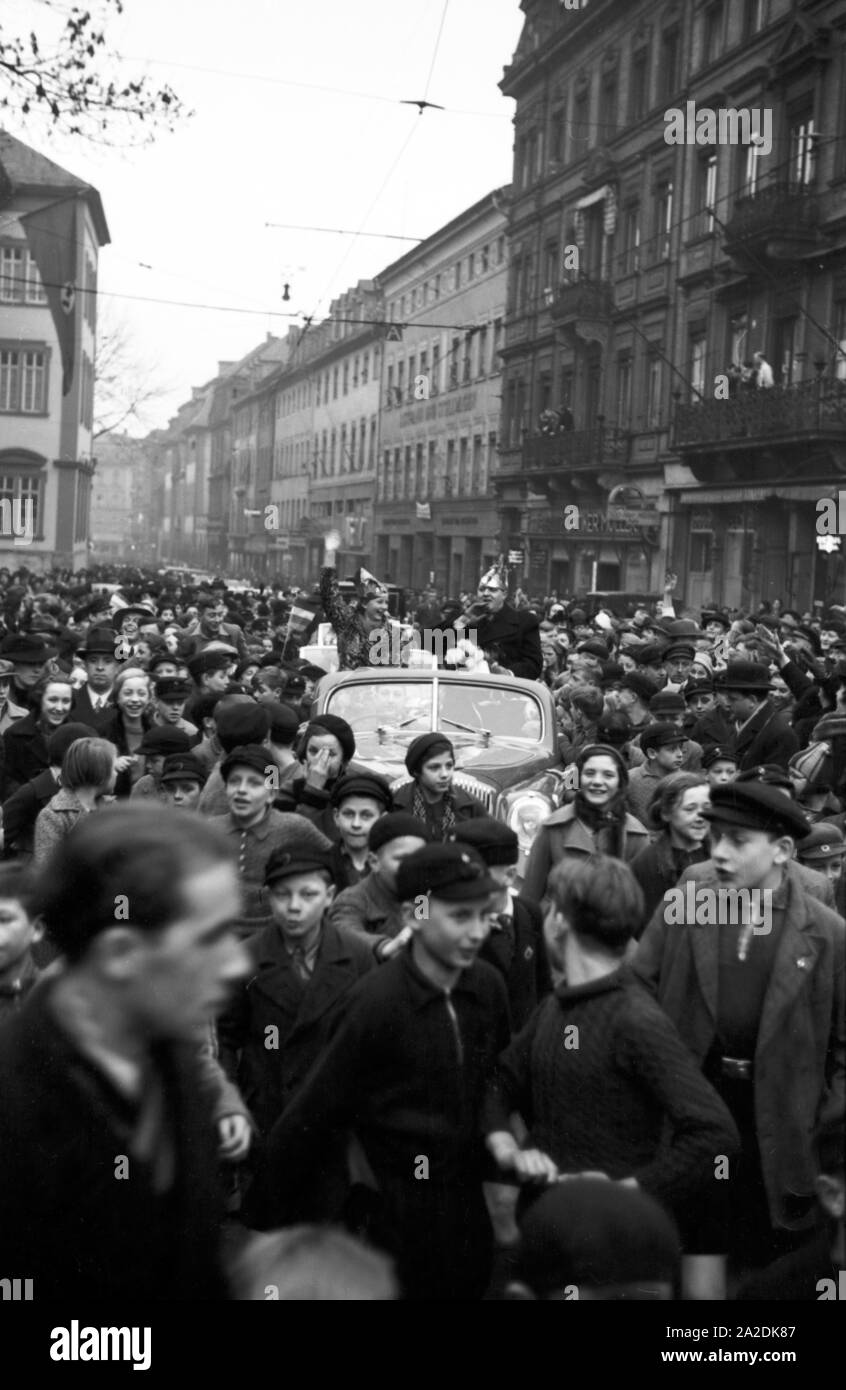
454, 261, 462, 291
790, 113, 816, 188
352, 356, 359, 389
544, 239, 559, 293
646, 357, 662, 428
397, 359, 405, 398
697, 154, 717, 235
471, 435, 483, 494
497, 236, 506, 265
462, 335, 471, 384
432, 341, 441, 393
0, 245, 47, 304
468, 253, 475, 281
0, 471, 42, 537
386, 364, 394, 403
703, 3, 724, 66
481, 245, 490, 272
620, 204, 641, 275
728, 312, 749, 370
493, 318, 503, 371
835, 303, 846, 381
616, 357, 632, 428
550, 108, 565, 167
654, 180, 673, 260
538, 370, 553, 416
0, 347, 48, 413
661, 28, 680, 102
427, 440, 437, 495
332, 367, 339, 400
362, 352, 369, 385
690, 333, 707, 400
477, 326, 488, 378
774, 318, 796, 386
690, 532, 713, 573
572, 90, 589, 155
742, 139, 761, 196
629, 49, 649, 122
743, 0, 767, 39
433, 273, 441, 299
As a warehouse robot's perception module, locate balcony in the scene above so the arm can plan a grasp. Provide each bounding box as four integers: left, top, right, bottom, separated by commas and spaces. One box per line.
673, 377, 846, 484
722, 183, 822, 268
548, 279, 614, 328
496, 422, 631, 490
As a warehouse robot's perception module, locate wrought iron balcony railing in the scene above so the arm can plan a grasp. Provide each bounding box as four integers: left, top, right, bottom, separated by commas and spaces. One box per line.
674, 377, 846, 450
498, 423, 630, 474
723, 182, 820, 259
548, 279, 614, 324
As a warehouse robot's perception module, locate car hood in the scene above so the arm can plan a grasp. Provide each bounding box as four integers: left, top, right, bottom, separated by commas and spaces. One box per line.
351, 734, 554, 792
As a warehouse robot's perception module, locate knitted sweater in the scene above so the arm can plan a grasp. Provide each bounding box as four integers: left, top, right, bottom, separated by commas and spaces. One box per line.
483, 966, 738, 1214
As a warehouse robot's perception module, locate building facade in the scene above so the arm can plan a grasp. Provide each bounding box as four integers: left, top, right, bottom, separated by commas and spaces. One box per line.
89, 430, 142, 561
0, 132, 109, 570
373, 191, 509, 594
497, 0, 846, 610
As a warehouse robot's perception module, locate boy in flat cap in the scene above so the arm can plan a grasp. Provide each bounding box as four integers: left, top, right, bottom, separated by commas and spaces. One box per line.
328, 812, 430, 958
328, 771, 392, 889
159, 752, 206, 813
392, 733, 487, 841
454, 816, 552, 1033
634, 782, 845, 1286
217, 824, 373, 1167
151, 675, 198, 741
626, 722, 687, 825
246, 842, 510, 1300
129, 725, 192, 800
210, 744, 331, 938
702, 742, 737, 788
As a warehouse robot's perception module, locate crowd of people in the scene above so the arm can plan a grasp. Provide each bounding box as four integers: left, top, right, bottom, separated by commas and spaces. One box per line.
0, 556, 842, 1302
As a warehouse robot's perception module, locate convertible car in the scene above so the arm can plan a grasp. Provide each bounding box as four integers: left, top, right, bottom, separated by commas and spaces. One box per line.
312, 668, 568, 872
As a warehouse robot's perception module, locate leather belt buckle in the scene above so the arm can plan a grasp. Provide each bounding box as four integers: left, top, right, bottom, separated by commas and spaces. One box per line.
721, 1056, 752, 1081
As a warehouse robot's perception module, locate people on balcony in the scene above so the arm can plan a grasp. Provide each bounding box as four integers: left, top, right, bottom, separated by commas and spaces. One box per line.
754, 352, 775, 389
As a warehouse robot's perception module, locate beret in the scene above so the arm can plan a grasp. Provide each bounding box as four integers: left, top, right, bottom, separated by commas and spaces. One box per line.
640, 721, 687, 753
368, 812, 431, 853
452, 816, 519, 866
395, 842, 497, 903
138, 726, 192, 755
160, 753, 206, 785
220, 743, 273, 781
304, 714, 356, 764
330, 771, 392, 809
264, 822, 335, 886
703, 782, 810, 839
405, 733, 454, 776
797, 822, 845, 860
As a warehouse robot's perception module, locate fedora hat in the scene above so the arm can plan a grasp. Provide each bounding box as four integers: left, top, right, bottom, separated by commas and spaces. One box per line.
76, 626, 118, 656
714, 661, 773, 692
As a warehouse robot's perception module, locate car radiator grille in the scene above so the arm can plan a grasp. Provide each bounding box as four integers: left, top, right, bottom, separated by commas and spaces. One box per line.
390, 773, 498, 817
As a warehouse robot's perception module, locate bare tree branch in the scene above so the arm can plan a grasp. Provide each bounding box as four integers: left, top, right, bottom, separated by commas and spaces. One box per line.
94, 308, 168, 437
0, 0, 190, 143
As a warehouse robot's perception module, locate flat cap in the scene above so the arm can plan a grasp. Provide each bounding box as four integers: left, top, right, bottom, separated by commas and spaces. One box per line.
330, 771, 392, 809
395, 842, 497, 903
220, 744, 274, 781
703, 782, 810, 839
368, 812, 431, 853
621, 672, 656, 705
160, 753, 206, 785
648, 690, 685, 715
264, 822, 335, 886
701, 743, 737, 770
640, 721, 687, 753
154, 676, 192, 700
797, 822, 845, 861
138, 726, 192, 756
452, 816, 519, 867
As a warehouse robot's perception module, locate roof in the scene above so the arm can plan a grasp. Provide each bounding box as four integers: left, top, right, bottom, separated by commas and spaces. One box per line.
0, 130, 110, 245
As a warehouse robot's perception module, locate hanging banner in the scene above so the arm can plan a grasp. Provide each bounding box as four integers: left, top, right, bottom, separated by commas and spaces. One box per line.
20, 195, 79, 395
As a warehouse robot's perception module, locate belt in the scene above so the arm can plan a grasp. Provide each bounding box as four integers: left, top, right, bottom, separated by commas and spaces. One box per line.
720, 1056, 753, 1081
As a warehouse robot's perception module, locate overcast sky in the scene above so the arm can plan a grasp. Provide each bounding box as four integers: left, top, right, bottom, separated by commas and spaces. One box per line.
11, 0, 522, 432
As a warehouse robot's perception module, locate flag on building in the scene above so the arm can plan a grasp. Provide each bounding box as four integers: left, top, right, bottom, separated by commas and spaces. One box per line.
415, 501, 431, 520
20, 195, 79, 395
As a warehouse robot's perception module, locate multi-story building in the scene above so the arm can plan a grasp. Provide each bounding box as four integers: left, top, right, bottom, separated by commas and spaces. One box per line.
89, 430, 143, 560
373, 190, 509, 593
497, 0, 846, 610
0, 132, 109, 569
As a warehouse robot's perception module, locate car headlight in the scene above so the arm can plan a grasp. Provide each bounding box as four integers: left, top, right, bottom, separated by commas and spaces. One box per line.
506, 790, 553, 854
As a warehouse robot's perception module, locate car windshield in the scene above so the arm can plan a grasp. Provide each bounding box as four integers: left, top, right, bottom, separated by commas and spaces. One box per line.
325, 680, 545, 744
